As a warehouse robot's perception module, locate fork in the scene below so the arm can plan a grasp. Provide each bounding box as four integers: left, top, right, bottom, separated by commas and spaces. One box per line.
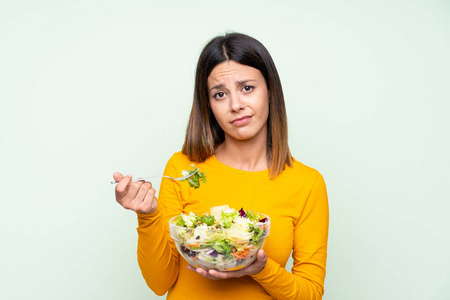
110, 168, 199, 185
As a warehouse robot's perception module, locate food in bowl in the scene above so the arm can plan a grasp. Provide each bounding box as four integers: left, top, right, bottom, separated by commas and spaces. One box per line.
169, 205, 270, 271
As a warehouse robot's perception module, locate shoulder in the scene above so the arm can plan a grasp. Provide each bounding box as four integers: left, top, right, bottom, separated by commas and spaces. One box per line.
168, 151, 191, 164
278, 157, 324, 185
163, 151, 195, 176
292, 157, 322, 176
281, 159, 328, 203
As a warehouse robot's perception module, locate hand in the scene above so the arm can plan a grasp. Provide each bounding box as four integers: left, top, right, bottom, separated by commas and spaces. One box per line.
187, 249, 267, 280
113, 172, 158, 214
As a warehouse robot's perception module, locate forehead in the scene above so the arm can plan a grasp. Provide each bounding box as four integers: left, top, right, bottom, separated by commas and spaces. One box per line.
208, 61, 263, 84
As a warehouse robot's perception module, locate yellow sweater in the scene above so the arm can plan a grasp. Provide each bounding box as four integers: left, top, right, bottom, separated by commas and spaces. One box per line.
136, 152, 329, 299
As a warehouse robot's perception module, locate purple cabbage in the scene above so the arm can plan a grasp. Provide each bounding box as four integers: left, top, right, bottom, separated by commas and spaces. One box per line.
238, 208, 247, 218
259, 217, 268, 223
180, 245, 197, 257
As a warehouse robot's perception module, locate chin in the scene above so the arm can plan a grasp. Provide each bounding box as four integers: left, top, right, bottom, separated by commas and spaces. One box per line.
228, 132, 259, 142
224, 125, 266, 142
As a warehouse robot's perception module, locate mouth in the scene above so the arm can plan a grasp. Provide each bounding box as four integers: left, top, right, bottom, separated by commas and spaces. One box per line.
231, 115, 252, 125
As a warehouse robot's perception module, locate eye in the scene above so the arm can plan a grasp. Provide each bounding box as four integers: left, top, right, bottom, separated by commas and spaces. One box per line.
242, 86, 254, 92
214, 91, 226, 99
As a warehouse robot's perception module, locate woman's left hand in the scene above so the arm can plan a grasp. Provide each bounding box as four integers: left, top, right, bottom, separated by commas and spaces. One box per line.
187, 249, 267, 280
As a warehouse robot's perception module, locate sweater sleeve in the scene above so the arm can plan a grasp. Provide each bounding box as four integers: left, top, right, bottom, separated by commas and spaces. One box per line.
251, 174, 329, 299
136, 154, 185, 296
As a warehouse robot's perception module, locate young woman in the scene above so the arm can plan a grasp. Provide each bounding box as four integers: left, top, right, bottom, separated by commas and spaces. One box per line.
113, 33, 329, 299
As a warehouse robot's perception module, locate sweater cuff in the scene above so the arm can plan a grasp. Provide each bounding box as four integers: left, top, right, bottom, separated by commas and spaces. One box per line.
250, 257, 278, 282
136, 203, 162, 220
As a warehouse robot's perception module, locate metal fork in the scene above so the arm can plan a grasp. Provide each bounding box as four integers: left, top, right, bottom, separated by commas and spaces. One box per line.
111, 168, 199, 185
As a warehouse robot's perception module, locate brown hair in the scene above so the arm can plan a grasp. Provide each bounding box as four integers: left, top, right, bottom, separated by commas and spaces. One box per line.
182, 32, 292, 178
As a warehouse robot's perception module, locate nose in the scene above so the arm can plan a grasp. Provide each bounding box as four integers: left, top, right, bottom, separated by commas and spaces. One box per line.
230, 94, 244, 112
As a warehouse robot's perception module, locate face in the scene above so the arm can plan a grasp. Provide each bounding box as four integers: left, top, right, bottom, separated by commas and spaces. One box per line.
207, 61, 269, 143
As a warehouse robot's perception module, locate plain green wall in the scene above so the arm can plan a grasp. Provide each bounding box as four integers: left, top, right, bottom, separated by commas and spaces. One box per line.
1, 0, 449, 299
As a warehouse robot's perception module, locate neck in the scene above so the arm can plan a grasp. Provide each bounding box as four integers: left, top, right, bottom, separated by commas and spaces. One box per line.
214, 133, 268, 172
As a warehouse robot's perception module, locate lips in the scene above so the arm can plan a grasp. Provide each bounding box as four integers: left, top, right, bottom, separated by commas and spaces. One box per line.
231, 115, 252, 125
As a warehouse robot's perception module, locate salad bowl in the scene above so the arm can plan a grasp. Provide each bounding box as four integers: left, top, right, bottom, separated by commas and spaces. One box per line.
169, 206, 270, 271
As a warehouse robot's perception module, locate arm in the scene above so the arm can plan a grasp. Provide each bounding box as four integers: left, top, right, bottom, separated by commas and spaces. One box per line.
133, 155, 186, 295
114, 157, 182, 295
136, 203, 179, 296
250, 174, 329, 299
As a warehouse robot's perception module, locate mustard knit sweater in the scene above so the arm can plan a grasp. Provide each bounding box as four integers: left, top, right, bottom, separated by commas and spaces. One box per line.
136, 152, 329, 299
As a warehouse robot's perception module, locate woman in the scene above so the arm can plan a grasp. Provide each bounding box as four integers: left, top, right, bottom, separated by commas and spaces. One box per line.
114, 33, 329, 299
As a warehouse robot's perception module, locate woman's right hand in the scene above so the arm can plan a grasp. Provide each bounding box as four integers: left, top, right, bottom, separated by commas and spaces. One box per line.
113, 172, 158, 214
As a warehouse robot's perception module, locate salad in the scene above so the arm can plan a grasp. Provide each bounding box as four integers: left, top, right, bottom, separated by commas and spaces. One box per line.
180, 164, 207, 189
169, 205, 270, 271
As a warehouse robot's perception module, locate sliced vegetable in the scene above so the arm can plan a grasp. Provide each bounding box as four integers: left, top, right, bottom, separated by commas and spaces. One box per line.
181, 164, 207, 189
198, 215, 215, 226
175, 215, 185, 227
238, 208, 247, 218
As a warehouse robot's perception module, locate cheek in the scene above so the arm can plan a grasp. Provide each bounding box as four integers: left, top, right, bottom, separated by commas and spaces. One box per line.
209, 102, 226, 123
259, 97, 270, 120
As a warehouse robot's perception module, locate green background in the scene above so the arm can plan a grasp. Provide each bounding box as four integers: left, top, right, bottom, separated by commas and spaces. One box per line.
1, 0, 449, 299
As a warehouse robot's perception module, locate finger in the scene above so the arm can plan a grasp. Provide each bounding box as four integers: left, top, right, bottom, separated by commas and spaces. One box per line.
258, 249, 267, 263
187, 265, 196, 272
208, 250, 267, 279
133, 182, 151, 204
113, 172, 124, 182
187, 265, 218, 280
245, 249, 267, 275
124, 181, 144, 202
240, 249, 267, 274
208, 269, 241, 280
197, 268, 219, 280
115, 174, 132, 200
138, 187, 156, 213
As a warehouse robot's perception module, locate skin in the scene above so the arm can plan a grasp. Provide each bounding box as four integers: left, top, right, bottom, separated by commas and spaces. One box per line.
113, 173, 158, 214
190, 61, 270, 278
209, 60, 270, 172
113, 60, 271, 279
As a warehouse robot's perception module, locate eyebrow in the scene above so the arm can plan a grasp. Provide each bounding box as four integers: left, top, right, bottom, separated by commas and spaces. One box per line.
209, 84, 225, 93
209, 79, 257, 93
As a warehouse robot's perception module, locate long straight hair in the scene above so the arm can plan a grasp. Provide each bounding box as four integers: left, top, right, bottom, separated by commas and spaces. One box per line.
182, 33, 292, 179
